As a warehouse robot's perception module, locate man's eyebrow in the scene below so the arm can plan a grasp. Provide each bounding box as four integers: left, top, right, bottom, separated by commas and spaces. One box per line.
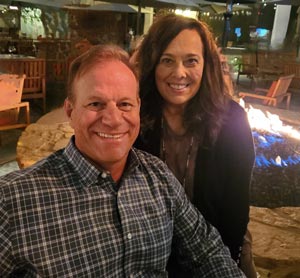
86, 95, 105, 100
119, 96, 134, 100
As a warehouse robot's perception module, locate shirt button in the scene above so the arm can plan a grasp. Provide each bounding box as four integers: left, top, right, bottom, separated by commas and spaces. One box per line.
101, 172, 107, 178
127, 233, 132, 240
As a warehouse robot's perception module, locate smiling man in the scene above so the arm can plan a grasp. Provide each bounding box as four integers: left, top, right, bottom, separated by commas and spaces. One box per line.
0, 45, 245, 277
65, 48, 140, 182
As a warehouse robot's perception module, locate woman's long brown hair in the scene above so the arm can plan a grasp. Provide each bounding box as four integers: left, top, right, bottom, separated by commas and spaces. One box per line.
137, 14, 233, 146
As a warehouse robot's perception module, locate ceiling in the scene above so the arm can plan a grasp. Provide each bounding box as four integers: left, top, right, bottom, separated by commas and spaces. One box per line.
3, 0, 299, 12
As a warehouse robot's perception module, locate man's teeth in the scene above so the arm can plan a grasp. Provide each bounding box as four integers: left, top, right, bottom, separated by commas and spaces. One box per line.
170, 84, 188, 89
97, 132, 122, 139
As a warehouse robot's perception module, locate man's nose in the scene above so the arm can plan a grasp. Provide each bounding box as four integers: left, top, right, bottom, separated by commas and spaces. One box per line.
101, 104, 123, 127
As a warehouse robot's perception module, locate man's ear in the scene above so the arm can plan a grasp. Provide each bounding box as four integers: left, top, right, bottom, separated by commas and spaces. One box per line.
137, 96, 141, 110
64, 98, 73, 120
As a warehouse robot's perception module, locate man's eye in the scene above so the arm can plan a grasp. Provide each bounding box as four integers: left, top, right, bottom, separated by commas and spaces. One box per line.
118, 102, 133, 111
86, 102, 104, 111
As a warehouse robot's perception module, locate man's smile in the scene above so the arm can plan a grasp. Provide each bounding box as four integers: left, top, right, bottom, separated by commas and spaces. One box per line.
96, 132, 124, 139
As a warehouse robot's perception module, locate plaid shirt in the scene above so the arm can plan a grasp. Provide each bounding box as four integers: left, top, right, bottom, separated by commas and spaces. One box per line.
0, 137, 245, 277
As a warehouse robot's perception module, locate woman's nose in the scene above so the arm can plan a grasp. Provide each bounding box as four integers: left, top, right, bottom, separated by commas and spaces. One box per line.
101, 104, 123, 127
172, 62, 187, 78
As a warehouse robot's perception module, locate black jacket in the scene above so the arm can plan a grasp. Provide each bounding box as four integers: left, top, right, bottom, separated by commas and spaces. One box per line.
134, 100, 255, 263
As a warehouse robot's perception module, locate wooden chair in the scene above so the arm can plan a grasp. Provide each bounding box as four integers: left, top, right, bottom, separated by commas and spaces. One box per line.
0, 58, 46, 113
0, 74, 30, 131
239, 74, 294, 109
21, 59, 46, 113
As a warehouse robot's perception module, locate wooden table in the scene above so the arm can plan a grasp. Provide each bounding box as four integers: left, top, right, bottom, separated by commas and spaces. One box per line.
16, 107, 73, 169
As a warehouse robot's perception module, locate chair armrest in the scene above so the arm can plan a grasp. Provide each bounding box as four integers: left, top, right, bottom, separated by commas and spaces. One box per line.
238, 92, 275, 102
275, 92, 292, 98
0, 102, 29, 112
254, 87, 269, 94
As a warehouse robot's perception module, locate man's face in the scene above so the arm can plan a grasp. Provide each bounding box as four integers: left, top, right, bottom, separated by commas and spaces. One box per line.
64, 60, 140, 173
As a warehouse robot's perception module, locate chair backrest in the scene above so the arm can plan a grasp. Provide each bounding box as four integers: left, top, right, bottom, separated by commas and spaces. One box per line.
262, 81, 277, 105
0, 74, 26, 106
21, 59, 45, 94
263, 74, 294, 105
0, 58, 45, 93
274, 74, 294, 96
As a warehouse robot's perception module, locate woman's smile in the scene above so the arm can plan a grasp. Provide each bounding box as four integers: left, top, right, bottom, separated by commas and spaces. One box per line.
155, 29, 204, 108
168, 83, 190, 90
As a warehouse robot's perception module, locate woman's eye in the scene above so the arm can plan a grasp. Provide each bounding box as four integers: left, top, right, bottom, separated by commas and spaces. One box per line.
160, 57, 173, 65
185, 58, 199, 67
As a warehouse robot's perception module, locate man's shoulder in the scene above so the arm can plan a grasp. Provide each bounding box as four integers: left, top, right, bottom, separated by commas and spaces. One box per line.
133, 147, 165, 166
132, 148, 185, 198
0, 149, 67, 189
132, 148, 179, 185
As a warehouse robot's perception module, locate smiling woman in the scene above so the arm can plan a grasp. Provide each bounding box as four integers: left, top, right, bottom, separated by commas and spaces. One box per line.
134, 14, 256, 278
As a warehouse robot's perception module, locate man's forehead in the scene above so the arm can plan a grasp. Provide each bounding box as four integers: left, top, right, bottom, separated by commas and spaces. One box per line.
74, 61, 139, 98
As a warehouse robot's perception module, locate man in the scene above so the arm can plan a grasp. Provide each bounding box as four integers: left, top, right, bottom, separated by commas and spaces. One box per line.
0, 45, 246, 277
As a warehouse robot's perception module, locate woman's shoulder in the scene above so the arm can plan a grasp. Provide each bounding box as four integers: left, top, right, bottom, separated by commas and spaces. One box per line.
225, 99, 248, 120
228, 99, 246, 113
220, 99, 251, 134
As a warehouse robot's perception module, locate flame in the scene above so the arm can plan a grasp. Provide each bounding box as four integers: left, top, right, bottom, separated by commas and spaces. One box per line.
239, 99, 300, 140
238, 99, 300, 168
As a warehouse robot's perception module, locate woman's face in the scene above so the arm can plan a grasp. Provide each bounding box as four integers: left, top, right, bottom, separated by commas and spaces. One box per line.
155, 29, 204, 110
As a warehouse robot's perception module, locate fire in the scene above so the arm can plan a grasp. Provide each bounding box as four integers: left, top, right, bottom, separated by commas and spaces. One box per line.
239, 99, 300, 140
239, 99, 300, 168
238, 101, 300, 208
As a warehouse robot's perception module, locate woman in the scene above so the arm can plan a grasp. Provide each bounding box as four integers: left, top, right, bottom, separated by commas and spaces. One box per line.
133, 14, 256, 277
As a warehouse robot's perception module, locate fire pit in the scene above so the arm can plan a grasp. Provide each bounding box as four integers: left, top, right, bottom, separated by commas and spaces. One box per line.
245, 105, 300, 208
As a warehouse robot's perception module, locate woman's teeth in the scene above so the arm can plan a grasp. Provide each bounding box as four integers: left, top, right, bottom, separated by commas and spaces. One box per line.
169, 84, 188, 89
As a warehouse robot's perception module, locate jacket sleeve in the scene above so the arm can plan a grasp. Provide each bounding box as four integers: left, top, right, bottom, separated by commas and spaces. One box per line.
216, 102, 255, 262
171, 177, 246, 277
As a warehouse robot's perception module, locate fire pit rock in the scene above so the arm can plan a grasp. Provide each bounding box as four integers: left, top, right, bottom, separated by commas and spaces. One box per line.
249, 206, 300, 278
250, 129, 300, 208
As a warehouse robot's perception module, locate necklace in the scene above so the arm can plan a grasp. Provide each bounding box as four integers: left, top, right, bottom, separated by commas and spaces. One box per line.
161, 118, 194, 189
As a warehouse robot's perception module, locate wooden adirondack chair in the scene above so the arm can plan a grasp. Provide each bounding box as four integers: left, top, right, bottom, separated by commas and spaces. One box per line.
239, 74, 294, 109
0, 58, 46, 113
0, 74, 30, 131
